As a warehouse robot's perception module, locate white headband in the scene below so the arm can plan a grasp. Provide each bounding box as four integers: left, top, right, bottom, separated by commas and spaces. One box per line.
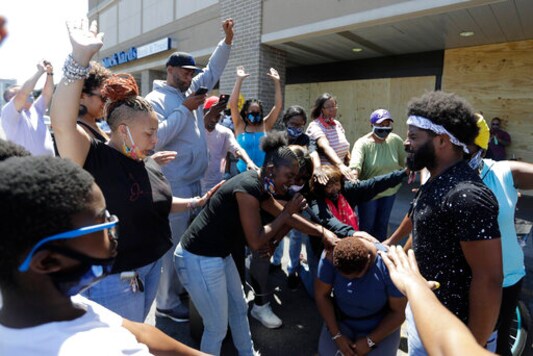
407, 115, 469, 154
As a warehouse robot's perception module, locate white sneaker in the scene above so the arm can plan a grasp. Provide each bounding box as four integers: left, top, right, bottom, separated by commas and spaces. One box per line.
250, 302, 283, 329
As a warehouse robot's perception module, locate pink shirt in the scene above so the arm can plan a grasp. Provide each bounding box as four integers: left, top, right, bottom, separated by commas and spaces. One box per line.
202, 124, 241, 193
306, 119, 350, 165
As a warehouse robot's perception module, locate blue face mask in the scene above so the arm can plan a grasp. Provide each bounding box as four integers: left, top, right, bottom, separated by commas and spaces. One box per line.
47, 245, 115, 296
247, 112, 262, 125
287, 127, 304, 138
468, 150, 484, 170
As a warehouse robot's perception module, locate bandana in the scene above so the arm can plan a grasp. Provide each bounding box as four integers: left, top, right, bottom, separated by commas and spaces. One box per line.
407, 115, 469, 154
318, 115, 336, 129
325, 194, 359, 230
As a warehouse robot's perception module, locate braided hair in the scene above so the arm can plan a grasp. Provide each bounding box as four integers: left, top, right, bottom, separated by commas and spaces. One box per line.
260, 130, 298, 169
102, 73, 154, 130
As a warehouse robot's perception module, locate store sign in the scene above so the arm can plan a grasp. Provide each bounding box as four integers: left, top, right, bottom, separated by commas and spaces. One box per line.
102, 38, 171, 68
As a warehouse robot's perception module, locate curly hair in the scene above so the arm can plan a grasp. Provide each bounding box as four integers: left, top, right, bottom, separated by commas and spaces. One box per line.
102, 73, 154, 130
261, 130, 298, 169
0, 156, 95, 286
311, 93, 335, 119
79, 61, 112, 116
310, 165, 343, 199
333, 237, 370, 275
0, 139, 31, 161
407, 91, 478, 146
282, 105, 307, 126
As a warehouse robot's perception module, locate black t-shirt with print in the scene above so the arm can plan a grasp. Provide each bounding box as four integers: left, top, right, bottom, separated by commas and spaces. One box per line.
181, 170, 270, 257
411, 160, 499, 323
84, 140, 173, 273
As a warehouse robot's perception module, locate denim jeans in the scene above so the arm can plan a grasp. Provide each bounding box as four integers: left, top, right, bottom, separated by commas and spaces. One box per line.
174, 243, 255, 356
299, 234, 318, 298
157, 181, 201, 312
318, 322, 400, 356
287, 229, 305, 274
271, 238, 284, 266
82, 259, 162, 322
357, 194, 397, 241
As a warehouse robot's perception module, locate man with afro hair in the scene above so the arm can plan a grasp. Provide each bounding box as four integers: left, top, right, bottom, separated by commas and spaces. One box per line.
403, 91, 502, 354
0, 156, 206, 355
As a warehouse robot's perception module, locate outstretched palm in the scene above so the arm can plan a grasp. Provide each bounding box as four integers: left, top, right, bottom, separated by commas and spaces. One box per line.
236, 65, 250, 79
267, 68, 280, 81
67, 19, 104, 60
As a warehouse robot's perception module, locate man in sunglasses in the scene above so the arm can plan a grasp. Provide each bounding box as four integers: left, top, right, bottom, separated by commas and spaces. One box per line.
1, 60, 55, 156
0, 154, 206, 355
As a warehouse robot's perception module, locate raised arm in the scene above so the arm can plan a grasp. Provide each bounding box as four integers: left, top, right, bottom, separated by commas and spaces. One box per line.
50, 20, 103, 165
41, 62, 55, 107
229, 66, 249, 135
262, 68, 282, 131
11, 62, 46, 111
380, 247, 492, 356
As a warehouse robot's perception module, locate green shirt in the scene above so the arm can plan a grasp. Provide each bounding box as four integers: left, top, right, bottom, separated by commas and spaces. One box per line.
349, 132, 406, 199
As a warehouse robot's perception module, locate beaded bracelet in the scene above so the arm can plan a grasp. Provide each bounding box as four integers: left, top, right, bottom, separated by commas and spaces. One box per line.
62, 54, 91, 85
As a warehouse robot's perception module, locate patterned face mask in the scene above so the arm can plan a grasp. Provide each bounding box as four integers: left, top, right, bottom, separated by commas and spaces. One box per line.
287, 127, 304, 138
122, 126, 146, 161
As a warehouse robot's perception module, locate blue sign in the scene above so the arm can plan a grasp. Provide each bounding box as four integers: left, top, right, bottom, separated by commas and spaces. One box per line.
102, 38, 171, 68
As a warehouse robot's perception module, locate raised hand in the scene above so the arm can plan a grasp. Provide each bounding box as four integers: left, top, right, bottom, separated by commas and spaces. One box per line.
66, 19, 104, 65
267, 67, 280, 82
222, 18, 234, 45
236, 65, 250, 79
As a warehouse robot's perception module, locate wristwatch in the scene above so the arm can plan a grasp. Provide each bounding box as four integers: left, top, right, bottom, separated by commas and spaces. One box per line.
366, 336, 377, 350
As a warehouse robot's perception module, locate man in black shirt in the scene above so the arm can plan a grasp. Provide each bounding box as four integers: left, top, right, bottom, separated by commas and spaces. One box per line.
403, 91, 502, 354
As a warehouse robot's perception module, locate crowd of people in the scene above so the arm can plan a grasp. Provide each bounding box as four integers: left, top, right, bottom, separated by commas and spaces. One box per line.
1, 16, 533, 356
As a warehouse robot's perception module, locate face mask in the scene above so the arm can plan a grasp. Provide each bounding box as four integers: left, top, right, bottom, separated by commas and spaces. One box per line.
122, 126, 146, 161
373, 126, 393, 140
263, 176, 276, 195
247, 112, 262, 125
287, 127, 304, 138
288, 183, 305, 195
47, 244, 115, 296
468, 150, 484, 170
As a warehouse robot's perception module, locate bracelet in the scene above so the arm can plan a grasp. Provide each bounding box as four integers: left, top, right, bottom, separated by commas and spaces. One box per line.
186, 196, 200, 209
62, 54, 91, 85
47, 73, 54, 76
331, 332, 342, 341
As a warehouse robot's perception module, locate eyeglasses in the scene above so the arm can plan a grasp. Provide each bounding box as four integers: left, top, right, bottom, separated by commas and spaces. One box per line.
18, 211, 119, 272
323, 105, 339, 110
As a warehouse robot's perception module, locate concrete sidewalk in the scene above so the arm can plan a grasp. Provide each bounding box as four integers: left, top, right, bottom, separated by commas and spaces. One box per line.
147, 184, 533, 356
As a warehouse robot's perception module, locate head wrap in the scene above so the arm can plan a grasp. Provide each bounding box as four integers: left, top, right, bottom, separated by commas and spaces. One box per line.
406, 115, 469, 154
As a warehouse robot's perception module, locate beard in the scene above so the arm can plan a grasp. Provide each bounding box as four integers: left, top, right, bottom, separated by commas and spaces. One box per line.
406, 139, 437, 171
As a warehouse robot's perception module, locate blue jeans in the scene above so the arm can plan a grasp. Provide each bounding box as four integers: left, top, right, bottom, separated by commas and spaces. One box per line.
357, 194, 397, 241
288, 229, 305, 274
299, 235, 318, 298
174, 244, 255, 356
82, 259, 161, 322
157, 181, 201, 312
318, 322, 400, 356
272, 238, 284, 266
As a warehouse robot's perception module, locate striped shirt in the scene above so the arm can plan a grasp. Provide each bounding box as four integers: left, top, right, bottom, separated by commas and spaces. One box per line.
306, 119, 350, 166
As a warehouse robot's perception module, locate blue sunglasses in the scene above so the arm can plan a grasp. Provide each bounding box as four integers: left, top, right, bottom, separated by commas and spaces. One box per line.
18, 212, 118, 272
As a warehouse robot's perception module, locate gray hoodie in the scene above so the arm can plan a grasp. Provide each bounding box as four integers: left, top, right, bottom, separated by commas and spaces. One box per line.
145, 40, 231, 185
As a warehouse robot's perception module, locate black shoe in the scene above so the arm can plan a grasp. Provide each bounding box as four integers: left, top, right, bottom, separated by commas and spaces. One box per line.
287, 272, 300, 290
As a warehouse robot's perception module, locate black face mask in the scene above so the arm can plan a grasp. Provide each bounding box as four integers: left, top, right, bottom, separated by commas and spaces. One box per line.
46, 244, 115, 296
405, 139, 437, 172
373, 126, 393, 139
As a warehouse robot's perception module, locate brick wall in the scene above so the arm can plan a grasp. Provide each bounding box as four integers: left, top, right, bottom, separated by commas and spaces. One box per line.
219, 0, 287, 124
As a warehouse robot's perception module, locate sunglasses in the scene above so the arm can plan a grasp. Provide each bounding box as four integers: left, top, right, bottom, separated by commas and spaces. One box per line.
18, 211, 118, 272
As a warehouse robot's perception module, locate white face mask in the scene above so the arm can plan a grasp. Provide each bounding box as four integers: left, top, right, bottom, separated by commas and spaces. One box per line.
288, 183, 305, 194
